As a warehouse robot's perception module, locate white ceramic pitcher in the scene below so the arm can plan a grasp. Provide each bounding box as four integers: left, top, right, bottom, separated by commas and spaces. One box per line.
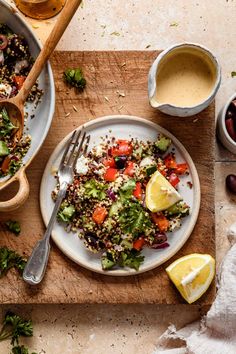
148, 43, 221, 117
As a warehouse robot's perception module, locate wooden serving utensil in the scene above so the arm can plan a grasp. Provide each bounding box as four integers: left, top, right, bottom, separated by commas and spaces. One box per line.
0, 0, 83, 140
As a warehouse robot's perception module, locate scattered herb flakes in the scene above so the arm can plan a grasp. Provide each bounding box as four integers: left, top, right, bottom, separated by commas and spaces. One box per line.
80, 0, 84, 9
110, 31, 120, 36
231, 71, 236, 78
170, 21, 179, 27
5, 220, 21, 235
116, 90, 125, 97
145, 44, 151, 49
101, 24, 106, 29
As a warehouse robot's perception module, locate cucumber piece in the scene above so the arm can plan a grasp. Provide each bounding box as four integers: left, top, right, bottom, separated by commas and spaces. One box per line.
0, 141, 9, 156
109, 200, 123, 217
166, 201, 189, 216
146, 165, 157, 176
102, 257, 115, 270
155, 136, 171, 152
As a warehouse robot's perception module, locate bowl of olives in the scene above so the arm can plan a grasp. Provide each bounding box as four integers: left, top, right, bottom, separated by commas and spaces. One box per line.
217, 93, 236, 154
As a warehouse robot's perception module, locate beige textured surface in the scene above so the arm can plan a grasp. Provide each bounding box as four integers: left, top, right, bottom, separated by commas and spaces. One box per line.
0, 0, 235, 353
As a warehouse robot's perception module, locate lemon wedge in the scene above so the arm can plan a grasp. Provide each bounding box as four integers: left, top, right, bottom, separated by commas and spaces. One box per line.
145, 170, 182, 212
166, 254, 215, 304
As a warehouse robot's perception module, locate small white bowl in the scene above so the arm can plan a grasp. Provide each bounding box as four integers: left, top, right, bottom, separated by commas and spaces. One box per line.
217, 93, 236, 154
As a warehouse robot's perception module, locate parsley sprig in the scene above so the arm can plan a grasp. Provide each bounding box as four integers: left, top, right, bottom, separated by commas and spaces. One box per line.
0, 312, 37, 354
0, 247, 26, 277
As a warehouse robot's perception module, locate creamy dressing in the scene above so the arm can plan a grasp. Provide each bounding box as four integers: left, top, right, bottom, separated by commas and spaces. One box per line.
155, 50, 216, 107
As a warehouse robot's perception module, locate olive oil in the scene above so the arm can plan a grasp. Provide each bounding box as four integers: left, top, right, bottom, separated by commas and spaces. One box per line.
15, 0, 66, 20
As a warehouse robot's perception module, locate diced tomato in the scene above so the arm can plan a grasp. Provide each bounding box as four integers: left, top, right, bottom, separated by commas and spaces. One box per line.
124, 161, 135, 176
164, 154, 177, 169
168, 173, 180, 187
92, 206, 108, 224
133, 182, 142, 200
151, 213, 169, 232
157, 163, 167, 177
111, 140, 133, 157
1, 155, 11, 173
104, 167, 118, 181
133, 237, 145, 251
103, 157, 116, 168
175, 163, 188, 175
13, 75, 26, 90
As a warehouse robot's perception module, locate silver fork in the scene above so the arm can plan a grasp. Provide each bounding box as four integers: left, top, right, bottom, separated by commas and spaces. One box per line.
23, 129, 90, 285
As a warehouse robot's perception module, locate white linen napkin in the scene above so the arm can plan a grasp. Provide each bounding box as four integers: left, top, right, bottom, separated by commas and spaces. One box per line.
153, 222, 236, 354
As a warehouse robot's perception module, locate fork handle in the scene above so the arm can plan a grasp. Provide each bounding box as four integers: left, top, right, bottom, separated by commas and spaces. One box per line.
23, 183, 67, 285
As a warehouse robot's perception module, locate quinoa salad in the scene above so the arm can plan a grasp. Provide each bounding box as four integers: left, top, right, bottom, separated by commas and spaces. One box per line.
53, 135, 190, 271
0, 23, 42, 177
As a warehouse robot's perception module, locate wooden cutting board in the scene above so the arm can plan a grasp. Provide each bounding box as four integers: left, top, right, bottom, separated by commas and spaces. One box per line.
0, 51, 215, 304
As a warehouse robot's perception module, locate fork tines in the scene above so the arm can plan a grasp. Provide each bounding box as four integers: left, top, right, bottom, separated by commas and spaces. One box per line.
60, 129, 90, 169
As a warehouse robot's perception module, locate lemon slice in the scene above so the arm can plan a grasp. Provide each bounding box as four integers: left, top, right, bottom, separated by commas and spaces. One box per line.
166, 254, 215, 304
145, 170, 182, 212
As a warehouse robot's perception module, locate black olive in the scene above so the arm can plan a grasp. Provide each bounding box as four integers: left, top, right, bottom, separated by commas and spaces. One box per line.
151, 233, 167, 248
84, 232, 99, 248
114, 156, 127, 169
226, 174, 236, 194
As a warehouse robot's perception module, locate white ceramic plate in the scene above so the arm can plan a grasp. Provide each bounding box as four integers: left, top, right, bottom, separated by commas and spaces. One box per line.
40, 115, 201, 276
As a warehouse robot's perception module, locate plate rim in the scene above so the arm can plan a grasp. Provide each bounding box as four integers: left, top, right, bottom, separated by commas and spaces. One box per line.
40, 115, 201, 276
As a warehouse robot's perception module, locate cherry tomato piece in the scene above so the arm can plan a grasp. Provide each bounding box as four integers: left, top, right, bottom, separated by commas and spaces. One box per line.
168, 173, 180, 187
124, 161, 135, 176
133, 237, 145, 251
151, 213, 169, 232
133, 182, 142, 200
111, 140, 133, 156
164, 154, 177, 169
175, 163, 188, 175
104, 167, 118, 181
13, 75, 26, 90
103, 157, 116, 168
92, 206, 108, 224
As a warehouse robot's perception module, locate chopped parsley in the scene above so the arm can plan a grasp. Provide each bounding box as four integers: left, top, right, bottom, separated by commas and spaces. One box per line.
84, 179, 107, 200
5, 220, 21, 235
119, 201, 151, 237
0, 247, 26, 277
64, 67, 86, 90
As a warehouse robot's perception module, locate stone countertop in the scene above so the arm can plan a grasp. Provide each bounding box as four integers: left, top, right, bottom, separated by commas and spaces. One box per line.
1, 1, 236, 353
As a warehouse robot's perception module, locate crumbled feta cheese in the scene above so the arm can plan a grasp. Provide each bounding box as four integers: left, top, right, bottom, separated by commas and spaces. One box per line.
75, 155, 89, 175
169, 218, 181, 231
93, 144, 105, 157
0, 83, 12, 98
114, 244, 123, 252
140, 156, 156, 167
